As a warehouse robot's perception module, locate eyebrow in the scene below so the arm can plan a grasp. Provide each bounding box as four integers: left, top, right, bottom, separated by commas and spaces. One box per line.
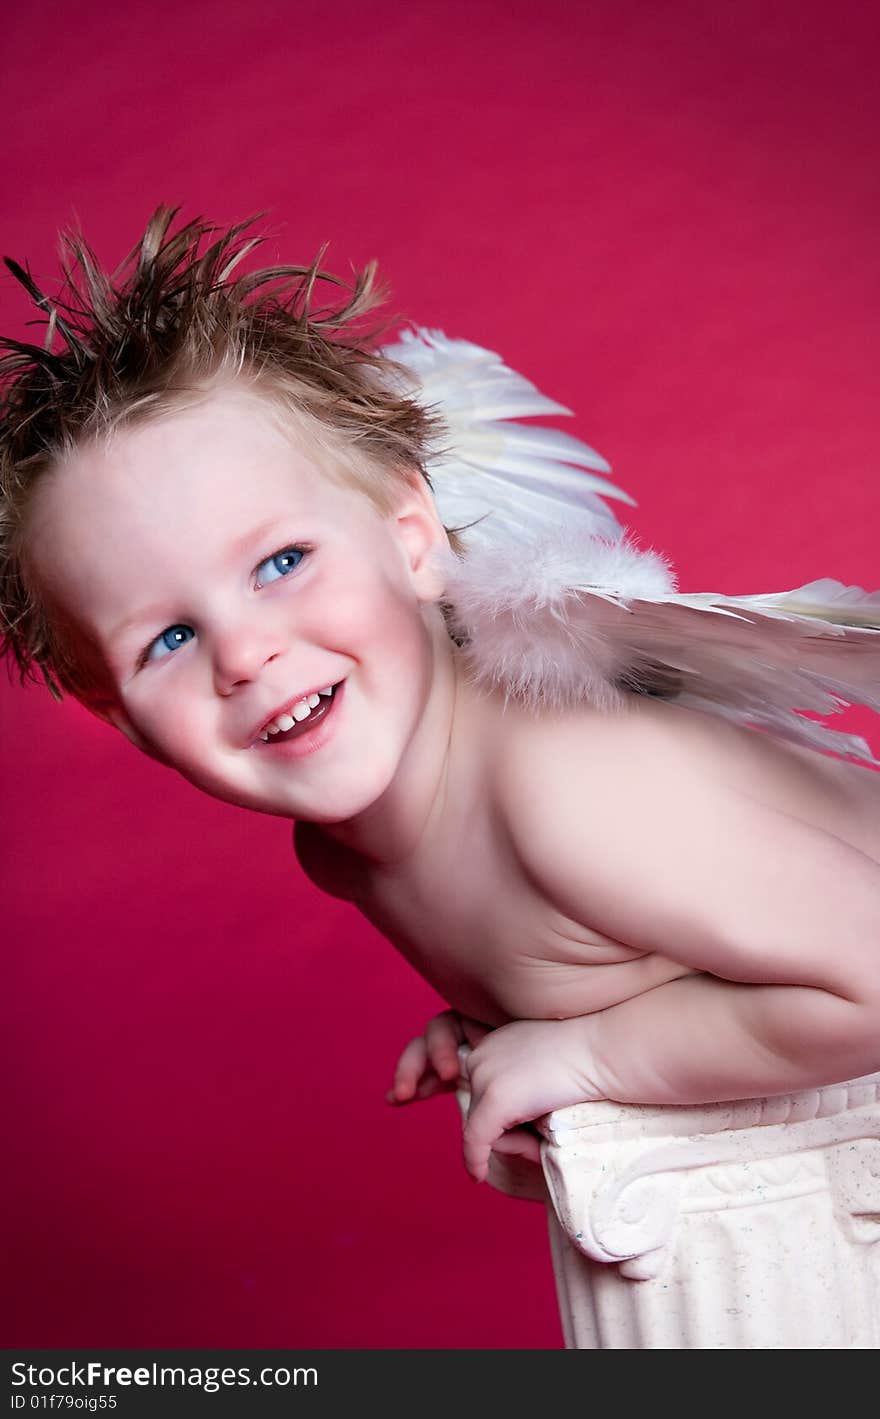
109, 601, 178, 646
227, 517, 288, 562
107, 517, 289, 645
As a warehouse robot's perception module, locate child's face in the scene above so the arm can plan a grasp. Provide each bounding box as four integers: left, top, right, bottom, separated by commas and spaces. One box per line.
26, 385, 449, 822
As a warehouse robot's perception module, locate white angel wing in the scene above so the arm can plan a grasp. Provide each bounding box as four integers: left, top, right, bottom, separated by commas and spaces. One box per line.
381, 327, 880, 767
381, 328, 633, 545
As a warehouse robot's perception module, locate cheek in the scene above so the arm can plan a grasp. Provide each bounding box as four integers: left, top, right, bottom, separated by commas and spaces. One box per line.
121, 674, 209, 760
302, 564, 428, 659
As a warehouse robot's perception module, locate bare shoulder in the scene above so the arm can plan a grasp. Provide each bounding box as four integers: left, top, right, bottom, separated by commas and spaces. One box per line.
292, 820, 362, 902
496, 693, 725, 831
494, 694, 724, 895
496, 689, 868, 834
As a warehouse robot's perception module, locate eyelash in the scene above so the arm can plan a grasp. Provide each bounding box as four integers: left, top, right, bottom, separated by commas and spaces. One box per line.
254, 544, 310, 588
135, 543, 311, 670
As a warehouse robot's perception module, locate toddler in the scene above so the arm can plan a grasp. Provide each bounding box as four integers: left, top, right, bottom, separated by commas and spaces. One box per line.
4, 209, 880, 1183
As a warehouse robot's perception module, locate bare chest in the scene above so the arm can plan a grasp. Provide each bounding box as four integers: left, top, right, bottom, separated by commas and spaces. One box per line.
298, 704, 880, 1027
348, 813, 691, 1026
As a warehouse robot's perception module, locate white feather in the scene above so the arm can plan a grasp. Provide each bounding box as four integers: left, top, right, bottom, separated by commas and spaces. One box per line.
381, 328, 880, 767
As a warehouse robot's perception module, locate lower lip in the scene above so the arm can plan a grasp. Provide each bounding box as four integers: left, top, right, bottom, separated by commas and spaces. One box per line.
253, 681, 345, 760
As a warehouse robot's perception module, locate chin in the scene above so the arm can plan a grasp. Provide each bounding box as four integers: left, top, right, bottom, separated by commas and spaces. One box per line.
293, 780, 393, 827
298, 755, 406, 826
190, 770, 388, 826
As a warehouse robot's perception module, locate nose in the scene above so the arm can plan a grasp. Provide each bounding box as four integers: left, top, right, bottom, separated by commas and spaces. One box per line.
211, 618, 283, 696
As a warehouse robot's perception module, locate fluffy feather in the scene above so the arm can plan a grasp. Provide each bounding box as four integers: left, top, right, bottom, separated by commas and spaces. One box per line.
382, 328, 880, 767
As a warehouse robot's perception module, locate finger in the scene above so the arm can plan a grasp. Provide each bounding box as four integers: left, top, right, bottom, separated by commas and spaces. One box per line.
425, 1013, 467, 1082
462, 1089, 512, 1182
386, 1065, 459, 1106
414, 1066, 460, 1100
389, 1035, 428, 1101
487, 1126, 543, 1166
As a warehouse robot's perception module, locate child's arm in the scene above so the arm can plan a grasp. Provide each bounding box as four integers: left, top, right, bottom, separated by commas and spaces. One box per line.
458, 973, 878, 1180
573, 969, 877, 1103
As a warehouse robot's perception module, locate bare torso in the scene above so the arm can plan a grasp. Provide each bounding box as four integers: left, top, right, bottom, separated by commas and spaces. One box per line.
296, 693, 880, 1027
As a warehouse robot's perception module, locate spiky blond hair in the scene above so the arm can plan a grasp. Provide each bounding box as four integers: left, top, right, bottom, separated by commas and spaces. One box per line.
0, 205, 451, 700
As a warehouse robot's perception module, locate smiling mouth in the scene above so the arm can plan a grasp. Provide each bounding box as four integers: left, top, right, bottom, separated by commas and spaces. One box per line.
255, 683, 341, 746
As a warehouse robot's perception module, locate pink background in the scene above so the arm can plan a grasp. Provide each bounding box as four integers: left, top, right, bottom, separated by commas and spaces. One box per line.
3, 1, 880, 1347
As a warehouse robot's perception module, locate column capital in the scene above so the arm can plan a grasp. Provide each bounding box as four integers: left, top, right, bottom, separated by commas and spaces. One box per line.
536, 1072, 880, 1280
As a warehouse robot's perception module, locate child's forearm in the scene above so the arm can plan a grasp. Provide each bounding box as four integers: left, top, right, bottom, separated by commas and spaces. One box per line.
581, 973, 880, 1105
453, 975, 880, 1182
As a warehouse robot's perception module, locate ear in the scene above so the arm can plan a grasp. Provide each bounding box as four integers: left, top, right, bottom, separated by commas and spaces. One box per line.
78, 690, 172, 767
389, 473, 451, 603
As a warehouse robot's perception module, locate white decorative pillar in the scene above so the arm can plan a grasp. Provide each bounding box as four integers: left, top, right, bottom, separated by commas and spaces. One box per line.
457, 1069, 880, 1348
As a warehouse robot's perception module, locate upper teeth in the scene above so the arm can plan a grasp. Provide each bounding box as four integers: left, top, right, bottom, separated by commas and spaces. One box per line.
260, 687, 333, 740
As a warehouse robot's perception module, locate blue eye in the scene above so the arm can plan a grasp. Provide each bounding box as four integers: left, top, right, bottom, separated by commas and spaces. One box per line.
144, 624, 195, 663
255, 546, 306, 586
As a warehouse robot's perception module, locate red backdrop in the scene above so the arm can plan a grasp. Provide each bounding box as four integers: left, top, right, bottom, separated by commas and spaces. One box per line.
2, 0, 879, 1348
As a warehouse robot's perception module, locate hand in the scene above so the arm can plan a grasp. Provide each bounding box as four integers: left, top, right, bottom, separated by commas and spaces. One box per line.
386, 1009, 486, 1105
387, 1010, 548, 1173
461, 1016, 604, 1182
